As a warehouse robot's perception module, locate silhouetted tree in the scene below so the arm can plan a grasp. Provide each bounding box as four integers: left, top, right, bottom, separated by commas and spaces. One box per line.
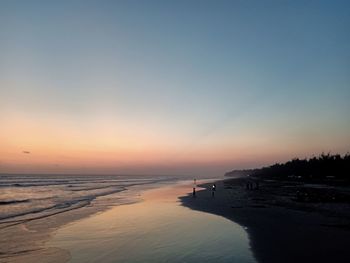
225, 153, 350, 181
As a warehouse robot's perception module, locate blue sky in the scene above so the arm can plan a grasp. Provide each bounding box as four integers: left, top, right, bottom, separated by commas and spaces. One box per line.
0, 0, 349, 175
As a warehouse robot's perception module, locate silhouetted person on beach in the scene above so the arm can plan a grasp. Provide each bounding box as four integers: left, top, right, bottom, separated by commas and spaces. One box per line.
193, 179, 196, 197
246, 181, 258, 190
246, 182, 253, 190
212, 183, 216, 197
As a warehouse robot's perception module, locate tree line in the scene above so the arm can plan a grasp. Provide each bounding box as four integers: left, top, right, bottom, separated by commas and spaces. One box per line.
225, 153, 350, 181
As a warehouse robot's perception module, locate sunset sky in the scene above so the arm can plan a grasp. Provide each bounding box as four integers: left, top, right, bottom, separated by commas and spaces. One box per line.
1, 0, 349, 176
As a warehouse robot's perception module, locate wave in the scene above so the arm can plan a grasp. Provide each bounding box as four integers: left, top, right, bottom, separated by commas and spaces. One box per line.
0, 199, 30, 205
0, 174, 172, 228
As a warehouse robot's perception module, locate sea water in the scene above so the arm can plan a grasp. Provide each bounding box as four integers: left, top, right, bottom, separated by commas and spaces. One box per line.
0, 174, 172, 225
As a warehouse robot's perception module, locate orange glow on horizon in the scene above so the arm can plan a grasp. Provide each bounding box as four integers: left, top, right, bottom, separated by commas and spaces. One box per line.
1, 111, 349, 175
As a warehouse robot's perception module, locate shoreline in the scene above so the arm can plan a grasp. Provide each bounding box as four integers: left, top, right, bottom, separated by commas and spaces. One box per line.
180, 178, 350, 263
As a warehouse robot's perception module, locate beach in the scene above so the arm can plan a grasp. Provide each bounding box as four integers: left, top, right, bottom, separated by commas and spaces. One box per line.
46, 180, 256, 263
180, 178, 350, 263
2, 176, 349, 263
1, 178, 257, 263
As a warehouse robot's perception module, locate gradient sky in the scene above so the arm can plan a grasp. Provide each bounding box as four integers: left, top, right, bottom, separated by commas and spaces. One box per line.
1, 0, 349, 176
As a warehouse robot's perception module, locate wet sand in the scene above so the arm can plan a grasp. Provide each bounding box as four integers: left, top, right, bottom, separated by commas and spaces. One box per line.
1, 180, 256, 263
180, 178, 350, 263
47, 180, 256, 263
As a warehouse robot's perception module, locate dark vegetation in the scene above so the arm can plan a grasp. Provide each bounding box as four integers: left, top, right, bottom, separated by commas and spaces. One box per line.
225, 153, 350, 182
226, 153, 350, 204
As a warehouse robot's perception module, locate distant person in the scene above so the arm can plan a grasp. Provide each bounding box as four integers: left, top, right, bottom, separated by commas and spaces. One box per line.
193, 179, 196, 197
246, 181, 252, 190
212, 183, 216, 197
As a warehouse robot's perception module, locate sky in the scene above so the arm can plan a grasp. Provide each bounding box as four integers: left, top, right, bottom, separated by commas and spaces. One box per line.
0, 0, 349, 176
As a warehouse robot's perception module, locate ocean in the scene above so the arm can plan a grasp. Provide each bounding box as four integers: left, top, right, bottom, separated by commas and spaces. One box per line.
0, 174, 173, 226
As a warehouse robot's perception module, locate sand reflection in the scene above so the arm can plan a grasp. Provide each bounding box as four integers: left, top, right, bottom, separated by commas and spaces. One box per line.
49, 181, 256, 263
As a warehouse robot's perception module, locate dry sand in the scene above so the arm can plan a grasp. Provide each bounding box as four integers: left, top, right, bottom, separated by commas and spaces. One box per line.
180, 178, 350, 263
